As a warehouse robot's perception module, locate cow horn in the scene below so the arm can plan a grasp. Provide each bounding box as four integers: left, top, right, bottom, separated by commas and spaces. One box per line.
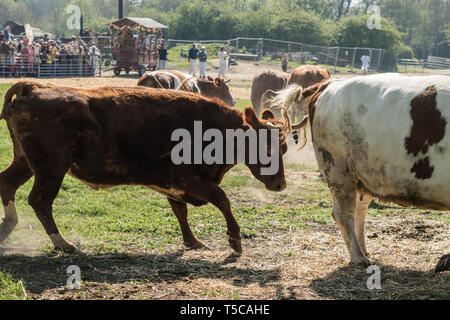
224, 79, 231, 84
294, 90, 303, 104
265, 122, 279, 130
291, 116, 309, 130
176, 77, 191, 91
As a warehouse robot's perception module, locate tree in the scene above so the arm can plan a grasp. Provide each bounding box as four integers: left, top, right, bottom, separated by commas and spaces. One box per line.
335, 14, 404, 51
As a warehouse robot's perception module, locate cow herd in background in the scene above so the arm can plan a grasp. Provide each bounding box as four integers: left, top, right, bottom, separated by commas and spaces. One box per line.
0, 64, 448, 273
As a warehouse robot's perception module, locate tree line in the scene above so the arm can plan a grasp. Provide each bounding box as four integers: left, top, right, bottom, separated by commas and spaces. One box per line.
1, 0, 449, 59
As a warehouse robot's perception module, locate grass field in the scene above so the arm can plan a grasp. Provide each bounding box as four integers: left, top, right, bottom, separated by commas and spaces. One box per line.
0, 82, 448, 300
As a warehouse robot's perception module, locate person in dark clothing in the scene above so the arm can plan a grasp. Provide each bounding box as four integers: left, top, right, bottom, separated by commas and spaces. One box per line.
158, 43, 168, 70
281, 54, 288, 72
198, 46, 208, 78
188, 43, 199, 76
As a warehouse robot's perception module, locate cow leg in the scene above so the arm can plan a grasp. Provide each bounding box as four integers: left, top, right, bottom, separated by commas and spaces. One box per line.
167, 198, 206, 250
435, 254, 450, 272
178, 180, 241, 254
0, 158, 33, 242
28, 173, 75, 252
355, 192, 373, 257
327, 163, 370, 266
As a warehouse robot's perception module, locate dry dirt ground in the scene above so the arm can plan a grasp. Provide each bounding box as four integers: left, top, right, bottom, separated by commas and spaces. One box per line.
0, 62, 448, 300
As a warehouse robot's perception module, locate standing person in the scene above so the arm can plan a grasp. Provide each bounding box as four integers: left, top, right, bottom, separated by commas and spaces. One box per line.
158, 43, 168, 70
225, 41, 231, 65
188, 43, 199, 76
361, 54, 371, 74
218, 47, 228, 78
4, 26, 11, 41
281, 54, 288, 73
28, 44, 35, 75
88, 44, 101, 75
198, 46, 207, 78
0, 38, 8, 66
0, 38, 8, 76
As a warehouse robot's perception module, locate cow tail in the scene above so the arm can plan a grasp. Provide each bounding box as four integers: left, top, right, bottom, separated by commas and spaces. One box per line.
1, 82, 26, 120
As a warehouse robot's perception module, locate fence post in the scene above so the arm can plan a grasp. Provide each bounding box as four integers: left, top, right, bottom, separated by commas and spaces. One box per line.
260, 38, 264, 59
352, 47, 357, 69
236, 38, 239, 53
377, 49, 382, 72
334, 47, 340, 71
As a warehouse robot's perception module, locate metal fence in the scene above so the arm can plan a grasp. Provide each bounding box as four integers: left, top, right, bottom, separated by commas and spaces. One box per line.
167, 37, 386, 72
0, 35, 393, 78
0, 54, 103, 78
424, 56, 450, 69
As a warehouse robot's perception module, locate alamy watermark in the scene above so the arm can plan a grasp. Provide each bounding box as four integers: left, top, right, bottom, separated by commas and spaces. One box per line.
367, 5, 382, 30
366, 265, 381, 290
171, 121, 281, 175
66, 5, 81, 31
66, 265, 81, 290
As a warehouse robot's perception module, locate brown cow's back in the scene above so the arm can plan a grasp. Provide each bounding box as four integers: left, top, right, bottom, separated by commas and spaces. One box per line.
251, 71, 289, 114
288, 65, 330, 88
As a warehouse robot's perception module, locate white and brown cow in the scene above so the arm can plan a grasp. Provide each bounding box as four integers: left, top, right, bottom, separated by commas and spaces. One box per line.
278, 74, 450, 272
138, 70, 236, 106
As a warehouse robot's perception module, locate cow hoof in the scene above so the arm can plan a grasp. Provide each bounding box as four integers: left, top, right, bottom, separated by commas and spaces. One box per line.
53, 242, 77, 253
50, 234, 77, 253
185, 241, 209, 251
228, 238, 242, 254
350, 257, 371, 267
0, 219, 17, 243
435, 254, 450, 272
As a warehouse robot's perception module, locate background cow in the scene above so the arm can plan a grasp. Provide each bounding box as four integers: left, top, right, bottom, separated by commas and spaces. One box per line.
251, 70, 289, 115
138, 70, 236, 106
261, 66, 330, 121
277, 74, 450, 272
288, 65, 330, 88
0, 82, 286, 255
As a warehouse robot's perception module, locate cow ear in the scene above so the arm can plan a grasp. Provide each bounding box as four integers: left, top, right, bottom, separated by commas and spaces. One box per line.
244, 107, 260, 128
261, 109, 275, 120
214, 77, 223, 87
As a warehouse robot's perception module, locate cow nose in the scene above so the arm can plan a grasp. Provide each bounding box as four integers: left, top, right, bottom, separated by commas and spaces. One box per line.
274, 181, 286, 192
231, 99, 236, 106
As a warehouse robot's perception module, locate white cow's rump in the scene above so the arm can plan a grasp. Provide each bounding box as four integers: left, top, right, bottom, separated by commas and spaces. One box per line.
280, 74, 450, 270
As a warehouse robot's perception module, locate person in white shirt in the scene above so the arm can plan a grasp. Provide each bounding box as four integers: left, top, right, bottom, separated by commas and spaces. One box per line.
361, 54, 371, 74
218, 47, 228, 78
88, 45, 101, 74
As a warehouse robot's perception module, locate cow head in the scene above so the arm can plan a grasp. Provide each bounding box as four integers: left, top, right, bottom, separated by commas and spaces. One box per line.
197, 77, 236, 106
267, 81, 331, 145
241, 107, 288, 192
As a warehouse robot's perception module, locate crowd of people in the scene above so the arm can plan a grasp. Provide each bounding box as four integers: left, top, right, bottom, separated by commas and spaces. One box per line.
185, 41, 231, 78
0, 26, 102, 78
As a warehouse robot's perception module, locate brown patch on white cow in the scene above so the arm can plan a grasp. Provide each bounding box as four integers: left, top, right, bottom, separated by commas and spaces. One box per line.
405, 86, 446, 157
404, 85, 446, 180
410, 156, 434, 180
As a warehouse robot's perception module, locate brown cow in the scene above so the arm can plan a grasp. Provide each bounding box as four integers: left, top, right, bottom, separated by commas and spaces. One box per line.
267, 66, 331, 122
288, 65, 330, 88
138, 70, 236, 106
0, 81, 287, 254
250, 71, 289, 115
